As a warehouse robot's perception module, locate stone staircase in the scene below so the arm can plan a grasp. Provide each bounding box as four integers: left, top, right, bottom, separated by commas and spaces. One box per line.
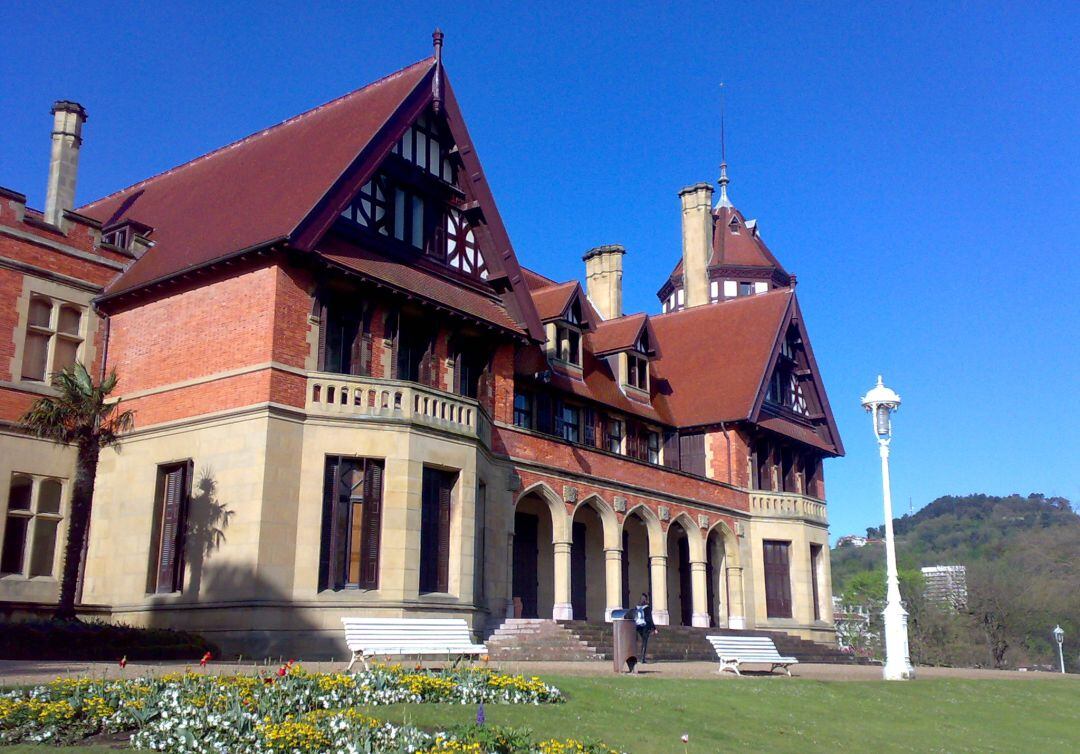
485, 618, 605, 661
485, 618, 865, 665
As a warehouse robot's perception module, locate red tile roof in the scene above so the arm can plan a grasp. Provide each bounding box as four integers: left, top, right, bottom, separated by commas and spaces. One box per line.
317, 236, 524, 334
589, 313, 648, 356
650, 289, 791, 426
530, 281, 580, 321
81, 58, 436, 297
711, 205, 788, 272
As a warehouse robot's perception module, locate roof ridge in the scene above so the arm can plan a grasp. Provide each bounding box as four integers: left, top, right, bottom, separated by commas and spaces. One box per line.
79, 57, 435, 214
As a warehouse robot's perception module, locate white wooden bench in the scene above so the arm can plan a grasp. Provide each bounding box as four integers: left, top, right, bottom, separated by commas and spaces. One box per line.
341, 617, 487, 671
706, 635, 799, 676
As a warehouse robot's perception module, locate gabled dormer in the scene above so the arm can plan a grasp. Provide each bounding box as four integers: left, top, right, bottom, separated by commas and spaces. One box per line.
530, 282, 594, 369
590, 313, 655, 396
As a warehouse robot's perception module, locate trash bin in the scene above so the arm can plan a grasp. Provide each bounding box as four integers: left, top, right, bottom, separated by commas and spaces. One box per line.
610, 608, 638, 673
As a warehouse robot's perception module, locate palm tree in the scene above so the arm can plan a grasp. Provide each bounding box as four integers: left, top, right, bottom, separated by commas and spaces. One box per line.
21, 362, 134, 620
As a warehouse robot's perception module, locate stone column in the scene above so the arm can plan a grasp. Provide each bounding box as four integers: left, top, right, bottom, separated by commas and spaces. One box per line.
690, 560, 710, 627
552, 540, 573, 620
604, 547, 623, 621
726, 566, 746, 629
504, 532, 515, 619
649, 554, 670, 625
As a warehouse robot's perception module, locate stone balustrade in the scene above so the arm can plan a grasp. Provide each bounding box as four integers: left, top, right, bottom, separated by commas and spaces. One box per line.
306, 373, 483, 440
749, 490, 828, 523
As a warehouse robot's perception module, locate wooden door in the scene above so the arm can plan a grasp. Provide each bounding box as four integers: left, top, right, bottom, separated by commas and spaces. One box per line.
571, 521, 587, 620
512, 513, 539, 618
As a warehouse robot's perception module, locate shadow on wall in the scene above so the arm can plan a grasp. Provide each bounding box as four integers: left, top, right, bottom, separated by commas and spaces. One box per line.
142, 470, 333, 662
185, 470, 234, 600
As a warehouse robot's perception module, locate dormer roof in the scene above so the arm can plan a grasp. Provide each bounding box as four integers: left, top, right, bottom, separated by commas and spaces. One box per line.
589, 313, 654, 357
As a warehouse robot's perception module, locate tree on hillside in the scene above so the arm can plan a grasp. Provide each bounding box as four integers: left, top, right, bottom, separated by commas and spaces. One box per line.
21, 363, 134, 620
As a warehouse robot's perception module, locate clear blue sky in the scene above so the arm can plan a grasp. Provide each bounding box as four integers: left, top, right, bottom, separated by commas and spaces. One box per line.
2, 2, 1077, 541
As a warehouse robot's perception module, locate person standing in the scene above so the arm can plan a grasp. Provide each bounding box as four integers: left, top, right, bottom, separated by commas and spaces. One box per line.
635, 592, 656, 663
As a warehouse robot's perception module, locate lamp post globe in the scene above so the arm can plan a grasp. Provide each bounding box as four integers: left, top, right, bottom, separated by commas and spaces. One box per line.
1053, 625, 1065, 673
861, 375, 914, 680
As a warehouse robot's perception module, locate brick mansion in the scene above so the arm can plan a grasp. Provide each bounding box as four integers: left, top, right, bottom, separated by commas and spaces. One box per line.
0, 38, 844, 655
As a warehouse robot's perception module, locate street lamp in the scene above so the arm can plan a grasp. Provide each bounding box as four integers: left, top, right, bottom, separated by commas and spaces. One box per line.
1053, 625, 1065, 673
861, 375, 915, 680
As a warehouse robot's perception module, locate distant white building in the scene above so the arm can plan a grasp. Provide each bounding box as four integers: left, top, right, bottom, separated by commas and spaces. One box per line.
922, 565, 968, 609
837, 535, 869, 548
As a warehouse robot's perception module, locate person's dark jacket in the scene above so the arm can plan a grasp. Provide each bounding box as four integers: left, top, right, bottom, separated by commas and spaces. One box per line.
637, 602, 655, 632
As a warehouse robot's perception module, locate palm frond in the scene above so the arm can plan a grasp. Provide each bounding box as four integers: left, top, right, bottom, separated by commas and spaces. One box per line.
19, 362, 135, 449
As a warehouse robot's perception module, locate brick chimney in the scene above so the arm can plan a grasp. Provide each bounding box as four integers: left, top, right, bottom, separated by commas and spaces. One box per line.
679, 183, 713, 308
582, 244, 625, 320
44, 100, 87, 228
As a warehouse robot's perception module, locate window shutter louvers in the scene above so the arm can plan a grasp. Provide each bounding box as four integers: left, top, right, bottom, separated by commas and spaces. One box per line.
319, 457, 340, 591
436, 474, 452, 593
358, 460, 383, 589
155, 464, 189, 594
679, 432, 706, 476
535, 394, 553, 435
663, 431, 680, 469
317, 302, 329, 371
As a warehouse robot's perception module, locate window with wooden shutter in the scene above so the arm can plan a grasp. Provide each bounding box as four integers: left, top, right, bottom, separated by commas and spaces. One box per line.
534, 393, 553, 435
420, 467, 456, 593
679, 432, 706, 476
149, 461, 192, 594
762, 540, 793, 618
318, 456, 384, 591
662, 431, 680, 469
473, 482, 487, 603
810, 543, 822, 621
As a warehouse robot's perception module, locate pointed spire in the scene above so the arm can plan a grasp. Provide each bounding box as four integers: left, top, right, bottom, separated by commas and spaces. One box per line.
716, 81, 733, 209
432, 28, 444, 113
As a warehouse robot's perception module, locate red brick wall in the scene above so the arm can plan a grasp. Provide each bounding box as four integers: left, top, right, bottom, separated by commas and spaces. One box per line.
706, 425, 752, 488
106, 264, 279, 395
499, 426, 747, 513
514, 468, 740, 542
270, 264, 315, 371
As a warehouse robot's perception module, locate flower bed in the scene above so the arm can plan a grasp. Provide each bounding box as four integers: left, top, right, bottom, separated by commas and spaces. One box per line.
0, 663, 619, 753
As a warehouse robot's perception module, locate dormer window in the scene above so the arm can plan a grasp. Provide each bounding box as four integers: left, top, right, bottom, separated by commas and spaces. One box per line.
729, 217, 740, 234
627, 353, 648, 390
624, 330, 651, 392
102, 226, 129, 249
552, 298, 583, 366
738, 281, 754, 297
555, 325, 581, 365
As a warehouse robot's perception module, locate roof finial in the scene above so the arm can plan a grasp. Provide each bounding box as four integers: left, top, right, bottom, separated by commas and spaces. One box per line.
432, 28, 444, 113
717, 81, 733, 209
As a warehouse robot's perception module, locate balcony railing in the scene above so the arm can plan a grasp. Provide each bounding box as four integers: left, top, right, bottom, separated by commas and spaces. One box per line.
749, 490, 828, 523
306, 373, 487, 442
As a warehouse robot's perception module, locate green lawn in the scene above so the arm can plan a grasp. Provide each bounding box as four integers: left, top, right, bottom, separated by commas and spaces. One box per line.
4, 674, 1078, 753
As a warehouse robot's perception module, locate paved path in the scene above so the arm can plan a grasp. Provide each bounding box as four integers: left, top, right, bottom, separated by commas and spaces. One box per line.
1, 659, 1074, 686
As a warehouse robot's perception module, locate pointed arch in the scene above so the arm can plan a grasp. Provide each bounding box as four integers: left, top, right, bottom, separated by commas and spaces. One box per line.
622, 503, 664, 557
516, 482, 569, 542
707, 519, 741, 568
573, 494, 620, 550
667, 512, 705, 563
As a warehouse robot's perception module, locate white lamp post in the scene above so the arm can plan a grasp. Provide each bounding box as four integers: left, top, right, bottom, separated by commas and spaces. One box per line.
1053, 624, 1065, 673
861, 375, 915, 680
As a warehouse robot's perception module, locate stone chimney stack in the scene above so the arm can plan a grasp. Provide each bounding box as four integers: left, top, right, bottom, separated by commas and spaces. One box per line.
582, 244, 625, 320
679, 182, 713, 308
44, 100, 87, 227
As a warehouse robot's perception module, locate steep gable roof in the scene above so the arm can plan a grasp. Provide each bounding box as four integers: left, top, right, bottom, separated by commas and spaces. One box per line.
81, 58, 436, 297
650, 288, 842, 454
650, 289, 792, 426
